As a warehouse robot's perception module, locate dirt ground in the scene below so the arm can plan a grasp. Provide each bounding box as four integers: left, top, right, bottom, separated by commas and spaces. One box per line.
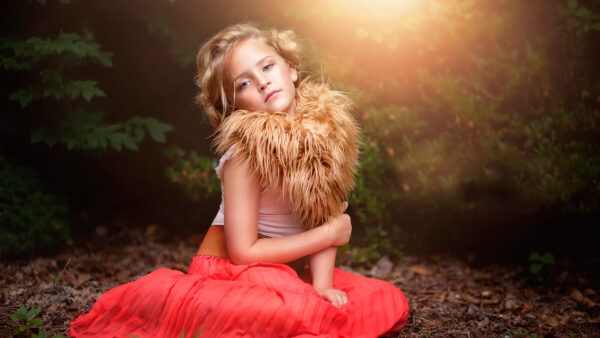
1, 225, 599, 337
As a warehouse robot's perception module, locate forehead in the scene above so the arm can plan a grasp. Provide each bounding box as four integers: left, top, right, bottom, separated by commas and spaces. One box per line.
225, 39, 278, 80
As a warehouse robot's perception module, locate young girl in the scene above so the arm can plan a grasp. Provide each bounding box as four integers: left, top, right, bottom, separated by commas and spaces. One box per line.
68, 23, 409, 337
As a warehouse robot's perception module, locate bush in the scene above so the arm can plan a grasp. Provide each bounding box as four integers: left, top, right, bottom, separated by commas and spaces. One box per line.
164, 146, 221, 201
0, 156, 72, 258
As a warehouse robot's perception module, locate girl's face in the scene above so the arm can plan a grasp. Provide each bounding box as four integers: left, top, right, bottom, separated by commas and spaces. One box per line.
225, 39, 298, 116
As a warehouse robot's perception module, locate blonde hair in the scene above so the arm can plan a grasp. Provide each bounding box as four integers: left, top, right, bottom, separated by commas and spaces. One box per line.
195, 23, 302, 128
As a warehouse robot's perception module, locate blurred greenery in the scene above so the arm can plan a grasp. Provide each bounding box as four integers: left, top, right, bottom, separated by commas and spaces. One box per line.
164, 145, 221, 200
0, 156, 72, 258
1, 0, 173, 257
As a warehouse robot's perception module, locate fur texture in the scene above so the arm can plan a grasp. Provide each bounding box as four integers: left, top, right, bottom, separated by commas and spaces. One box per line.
213, 79, 360, 230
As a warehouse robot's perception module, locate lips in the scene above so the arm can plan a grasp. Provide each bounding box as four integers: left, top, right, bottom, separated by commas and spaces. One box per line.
265, 90, 281, 102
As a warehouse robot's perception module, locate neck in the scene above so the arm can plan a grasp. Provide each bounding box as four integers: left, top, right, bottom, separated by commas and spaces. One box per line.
287, 97, 297, 117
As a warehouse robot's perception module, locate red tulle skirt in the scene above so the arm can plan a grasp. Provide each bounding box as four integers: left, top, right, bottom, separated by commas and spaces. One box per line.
68, 255, 409, 337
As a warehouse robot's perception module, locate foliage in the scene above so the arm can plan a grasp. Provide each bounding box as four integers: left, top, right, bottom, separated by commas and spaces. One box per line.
164, 146, 221, 200
560, 0, 600, 34
277, 0, 600, 257
340, 225, 403, 268
143, 0, 600, 262
49, 273, 60, 284
10, 306, 64, 337
0, 156, 72, 258
0, 1, 177, 258
1, 30, 173, 151
11, 306, 43, 334
30, 110, 174, 151
137, 12, 197, 67
32, 331, 65, 338
529, 251, 556, 278
348, 136, 393, 224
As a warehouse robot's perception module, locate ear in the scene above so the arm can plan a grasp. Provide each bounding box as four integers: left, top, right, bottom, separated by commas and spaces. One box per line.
289, 64, 298, 83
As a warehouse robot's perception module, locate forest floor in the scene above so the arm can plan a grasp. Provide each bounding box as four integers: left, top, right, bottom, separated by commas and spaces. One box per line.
1, 224, 599, 337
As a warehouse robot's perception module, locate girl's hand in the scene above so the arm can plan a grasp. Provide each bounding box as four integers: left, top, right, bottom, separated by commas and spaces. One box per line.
325, 203, 352, 246
315, 288, 348, 309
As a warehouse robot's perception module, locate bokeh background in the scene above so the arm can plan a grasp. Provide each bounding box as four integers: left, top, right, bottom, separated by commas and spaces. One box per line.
2, 0, 599, 266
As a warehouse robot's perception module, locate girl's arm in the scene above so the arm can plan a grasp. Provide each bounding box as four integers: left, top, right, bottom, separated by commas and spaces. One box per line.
310, 247, 348, 308
223, 154, 351, 265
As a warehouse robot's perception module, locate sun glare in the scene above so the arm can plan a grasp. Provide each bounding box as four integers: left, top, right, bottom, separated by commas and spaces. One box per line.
345, 0, 420, 10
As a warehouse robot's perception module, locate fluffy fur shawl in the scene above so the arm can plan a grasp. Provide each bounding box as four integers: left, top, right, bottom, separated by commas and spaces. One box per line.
213, 79, 360, 230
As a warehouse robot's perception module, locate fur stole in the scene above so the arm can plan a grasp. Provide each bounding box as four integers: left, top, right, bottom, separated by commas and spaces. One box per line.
213, 79, 360, 230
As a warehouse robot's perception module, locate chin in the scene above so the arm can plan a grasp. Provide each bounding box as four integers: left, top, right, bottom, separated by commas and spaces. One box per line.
269, 103, 291, 114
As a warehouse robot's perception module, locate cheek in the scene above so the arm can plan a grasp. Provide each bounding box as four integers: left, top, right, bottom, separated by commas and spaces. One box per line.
236, 93, 260, 110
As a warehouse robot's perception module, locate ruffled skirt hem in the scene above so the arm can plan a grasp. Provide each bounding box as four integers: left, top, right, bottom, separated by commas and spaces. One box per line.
68, 255, 409, 337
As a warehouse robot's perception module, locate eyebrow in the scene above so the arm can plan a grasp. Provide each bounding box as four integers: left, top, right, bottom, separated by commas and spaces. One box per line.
232, 56, 272, 82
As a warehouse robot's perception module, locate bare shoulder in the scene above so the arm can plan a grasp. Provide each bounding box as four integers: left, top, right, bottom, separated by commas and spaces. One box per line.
222, 153, 261, 192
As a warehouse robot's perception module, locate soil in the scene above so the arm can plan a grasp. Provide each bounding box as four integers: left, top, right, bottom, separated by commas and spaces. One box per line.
1, 225, 599, 337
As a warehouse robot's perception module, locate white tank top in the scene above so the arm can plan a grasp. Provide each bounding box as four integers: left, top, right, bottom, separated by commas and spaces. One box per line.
210, 146, 304, 238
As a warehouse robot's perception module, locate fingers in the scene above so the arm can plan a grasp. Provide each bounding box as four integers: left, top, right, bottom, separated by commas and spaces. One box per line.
334, 290, 348, 308
329, 293, 341, 308
322, 289, 348, 309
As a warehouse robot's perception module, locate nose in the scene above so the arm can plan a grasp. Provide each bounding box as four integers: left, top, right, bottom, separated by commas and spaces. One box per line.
256, 74, 270, 91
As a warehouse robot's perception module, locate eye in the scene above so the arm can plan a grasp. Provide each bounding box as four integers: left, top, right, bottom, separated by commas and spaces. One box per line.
238, 80, 250, 91
263, 63, 274, 71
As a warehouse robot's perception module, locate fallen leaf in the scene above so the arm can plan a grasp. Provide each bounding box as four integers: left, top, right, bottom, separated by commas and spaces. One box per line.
408, 265, 430, 275
542, 314, 560, 327
459, 292, 479, 304
145, 224, 159, 237
572, 288, 597, 308
477, 317, 489, 328
447, 293, 464, 304
504, 298, 518, 310
519, 303, 535, 315
571, 288, 584, 302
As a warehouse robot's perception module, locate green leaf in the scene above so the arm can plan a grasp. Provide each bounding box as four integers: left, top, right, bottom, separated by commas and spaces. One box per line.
122, 137, 139, 151
29, 317, 44, 325
575, 7, 592, 18
97, 52, 114, 67
108, 132, 127, 151
33, 329, 47, 338
43, 87, 64, 100
27, 307, 41, 319
528, 252, 542, 262
145, 119, 174, 143
540, 252, 555, 264
180, 328, 185, 338
127, 335, 140, 338
0, 55, 32, 70
134, 126, 145, 142
9, 88, 35, 108
590, 22, 600, 31
567, 0, 578, 10
530, 263, 542, 274
65, 137, 80, 150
